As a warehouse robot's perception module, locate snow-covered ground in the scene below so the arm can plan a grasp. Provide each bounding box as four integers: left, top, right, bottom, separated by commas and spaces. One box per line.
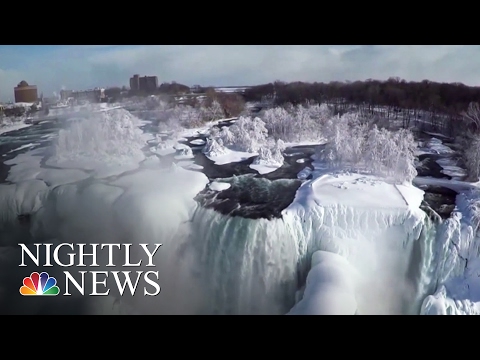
208, 149, 257, 165
3, 102, 35, 108
420, 137, 455, 155
416, 137, 467, 180
0, 120, 32, 135
209, 181, 231, 191
7, 143, 40, 154
436, 158, 468, 179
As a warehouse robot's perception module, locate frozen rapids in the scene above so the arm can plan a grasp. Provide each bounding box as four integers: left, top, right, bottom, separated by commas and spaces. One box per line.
0, 105, 479, 315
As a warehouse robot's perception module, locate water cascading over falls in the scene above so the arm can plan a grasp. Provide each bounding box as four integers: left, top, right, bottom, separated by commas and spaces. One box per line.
0, 171, 441, 315
419, 190, 480, 315
189, 202, 434, 315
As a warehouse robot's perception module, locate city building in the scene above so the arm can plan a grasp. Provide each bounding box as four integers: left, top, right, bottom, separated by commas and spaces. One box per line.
60, 89, 73, 100
139, 76, 158, 92
14, 80, 38, 103
130, 74, 158, 92
59, 88, 105, 103
42, 96, 61, 107
130, 74, 140, 91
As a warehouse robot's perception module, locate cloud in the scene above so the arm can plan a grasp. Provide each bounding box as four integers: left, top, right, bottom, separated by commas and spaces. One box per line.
0, 45, 479, 102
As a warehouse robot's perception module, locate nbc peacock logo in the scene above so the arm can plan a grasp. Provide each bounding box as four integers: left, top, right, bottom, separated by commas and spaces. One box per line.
20, 272, 60, 296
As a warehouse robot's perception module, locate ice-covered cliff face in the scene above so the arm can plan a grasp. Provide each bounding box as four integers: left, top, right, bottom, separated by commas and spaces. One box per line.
420, 190, 480, 315
283, 172, 430, 315
0, 164, 214, 314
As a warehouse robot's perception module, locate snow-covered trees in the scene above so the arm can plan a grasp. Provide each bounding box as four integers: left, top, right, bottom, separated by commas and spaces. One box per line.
202, 137, 228, 157
260, 103, 331, 142
464, 135, 480, 181
271, 139, 286, 164
201, 102, 417, 183
318, 113, 367, 168
317, 113, 417, 184
460, 104, 480, 180
218, 116, 268, 152
137, 97, 229, 133
363, 126, 417, 183
204, 116, 285, 165
392, 129, 418, 183
203, 102, 417, 183
252, 139, 286, 167
261, 107, 294, 141
462, 102, 480, 133
201, 100, 224, 122
252, 147, 275, 166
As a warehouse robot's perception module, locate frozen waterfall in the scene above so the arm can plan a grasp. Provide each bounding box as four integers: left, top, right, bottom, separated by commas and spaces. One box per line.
1, 105, 480, 315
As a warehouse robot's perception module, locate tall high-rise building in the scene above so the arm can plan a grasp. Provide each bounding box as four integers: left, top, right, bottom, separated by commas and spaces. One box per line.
130, 74, 140, 91
14, 81, 38, 103
129, 74, 158, 92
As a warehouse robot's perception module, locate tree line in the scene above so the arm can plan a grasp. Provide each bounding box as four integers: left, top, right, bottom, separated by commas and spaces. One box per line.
244, 78, 480, 112
243, 78, 480, 136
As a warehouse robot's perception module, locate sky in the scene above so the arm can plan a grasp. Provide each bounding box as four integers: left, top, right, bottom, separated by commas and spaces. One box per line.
0, 45, 479, 102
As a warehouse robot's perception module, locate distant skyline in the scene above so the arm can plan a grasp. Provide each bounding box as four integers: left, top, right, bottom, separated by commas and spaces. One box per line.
1, 45, 480, 102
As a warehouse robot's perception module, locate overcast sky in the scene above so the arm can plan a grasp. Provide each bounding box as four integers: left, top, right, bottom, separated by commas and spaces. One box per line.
0, 45, 479, 102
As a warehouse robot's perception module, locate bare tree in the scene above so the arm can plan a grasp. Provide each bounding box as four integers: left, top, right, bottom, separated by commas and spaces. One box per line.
461, 102, 480, 132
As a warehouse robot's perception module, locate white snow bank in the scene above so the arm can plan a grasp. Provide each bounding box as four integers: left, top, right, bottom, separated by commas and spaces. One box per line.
249, 164, 279, 174
208, 149, 256, 165
174, 144, 194, 160
425, 138, 455, 155
284, 141, 325, 147
423, 131, 452, 140
4, 149, 90, 186
7, 143, 39, 153
203, 137, 256, 165
151, 139, 177, 156
297, 167, 312, 180
185, 163, 203, 171
175, 160, 203, 171
179, 118, 235, 138
436, 158, 467, 179
209, 181, 231, 191
0, 121, 31, 135
291, 173, 424, 210
190, 139, 205, 146
249, 144, 285, 174
413, 176, 479, 193
287, 251, 358, 315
